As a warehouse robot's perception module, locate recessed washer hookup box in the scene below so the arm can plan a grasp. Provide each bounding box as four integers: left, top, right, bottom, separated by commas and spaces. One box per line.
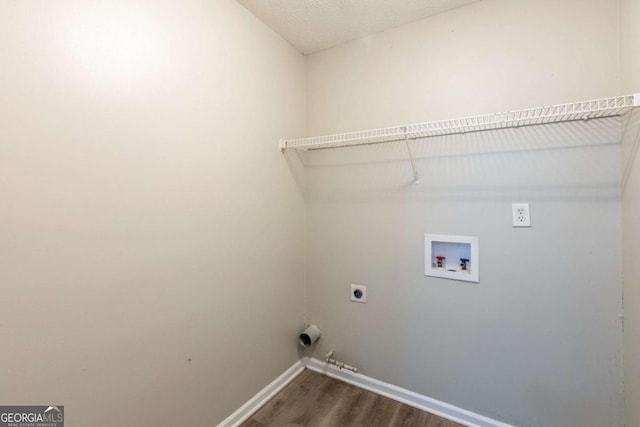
425, 234, 479, 283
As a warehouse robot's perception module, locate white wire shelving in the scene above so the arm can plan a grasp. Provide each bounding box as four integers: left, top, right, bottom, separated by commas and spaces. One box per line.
279, 94, 640, 184
281, 94, 639, 152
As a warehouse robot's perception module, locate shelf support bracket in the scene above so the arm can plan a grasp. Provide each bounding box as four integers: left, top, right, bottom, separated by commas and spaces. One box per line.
403, 128, 419, 185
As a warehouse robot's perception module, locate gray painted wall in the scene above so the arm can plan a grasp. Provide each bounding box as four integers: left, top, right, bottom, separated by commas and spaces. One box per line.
622, 112, 640, 427
621, 1, 640, 425
0, 1, 306, 425
303, 1, 624, 426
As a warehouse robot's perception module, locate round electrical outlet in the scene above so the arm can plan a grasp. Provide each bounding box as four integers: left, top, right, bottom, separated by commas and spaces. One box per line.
350, 284, 366, 303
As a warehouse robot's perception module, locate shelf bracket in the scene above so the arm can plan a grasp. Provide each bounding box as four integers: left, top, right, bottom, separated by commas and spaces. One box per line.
403, 128, 419, 185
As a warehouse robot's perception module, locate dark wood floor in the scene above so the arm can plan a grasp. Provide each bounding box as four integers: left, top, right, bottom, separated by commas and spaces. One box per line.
240, 369, 465, 427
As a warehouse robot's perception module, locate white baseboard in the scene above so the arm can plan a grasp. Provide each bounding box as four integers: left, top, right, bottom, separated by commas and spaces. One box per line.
302, 357, 515, 427
216, 360, 305, 427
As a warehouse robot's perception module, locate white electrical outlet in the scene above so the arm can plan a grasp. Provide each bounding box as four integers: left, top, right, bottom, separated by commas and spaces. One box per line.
512, 203, 531, 227
350, 284, 366, 303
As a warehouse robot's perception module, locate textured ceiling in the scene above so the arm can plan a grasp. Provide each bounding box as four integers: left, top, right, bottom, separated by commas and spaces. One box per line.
237, 0, 479, 55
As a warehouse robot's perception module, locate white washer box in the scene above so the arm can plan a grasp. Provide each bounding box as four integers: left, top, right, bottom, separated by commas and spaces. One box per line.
425, 234, 479, 283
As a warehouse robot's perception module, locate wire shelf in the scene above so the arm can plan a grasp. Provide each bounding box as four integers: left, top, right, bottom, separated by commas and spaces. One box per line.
280, 94, 640, 152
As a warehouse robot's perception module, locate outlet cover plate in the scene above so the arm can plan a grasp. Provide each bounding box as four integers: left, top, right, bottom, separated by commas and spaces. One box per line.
350, 284, 366, 303
512, 203, 531, 227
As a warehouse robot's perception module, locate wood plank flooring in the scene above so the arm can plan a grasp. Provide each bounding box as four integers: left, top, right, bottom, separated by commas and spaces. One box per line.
240, 369, 465, 427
